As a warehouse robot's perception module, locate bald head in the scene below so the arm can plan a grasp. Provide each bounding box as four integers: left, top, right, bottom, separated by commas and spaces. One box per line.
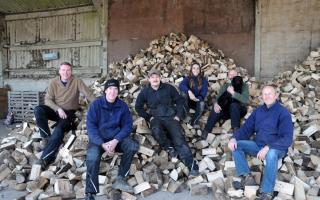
228, 70, 238, 80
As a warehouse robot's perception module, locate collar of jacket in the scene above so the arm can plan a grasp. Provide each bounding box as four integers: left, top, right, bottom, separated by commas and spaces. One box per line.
101, 96, 121, 109
148, 81, 164, 91
55, 75, 74, 87
262, 100, 280, 111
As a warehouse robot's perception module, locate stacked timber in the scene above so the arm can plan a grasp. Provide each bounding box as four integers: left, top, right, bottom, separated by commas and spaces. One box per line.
0, 33, 319, 200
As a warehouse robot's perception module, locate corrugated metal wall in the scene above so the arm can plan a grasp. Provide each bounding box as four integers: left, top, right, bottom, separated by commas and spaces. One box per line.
5, 6, 101, 78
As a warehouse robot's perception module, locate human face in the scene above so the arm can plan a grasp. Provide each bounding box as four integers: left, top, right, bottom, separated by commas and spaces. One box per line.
148, 74, 161, 89
262, 86, 279, 107
59, 64, 72, 81
191, 64, 200, 76
105, 86, 119, 103
228, 70, 238, 80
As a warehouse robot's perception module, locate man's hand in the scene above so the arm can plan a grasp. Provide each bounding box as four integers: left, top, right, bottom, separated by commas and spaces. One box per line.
257, 146, 269, 160
228, 138, 237, 151
214, 103, 222, 113
102, 139, 119, 156
227, 86, 235, 95
57, 108, 67, 119
174, 116, 180, 121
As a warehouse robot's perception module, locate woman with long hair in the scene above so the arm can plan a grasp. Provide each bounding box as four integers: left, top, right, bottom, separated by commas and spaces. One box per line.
179, 62, 208, 128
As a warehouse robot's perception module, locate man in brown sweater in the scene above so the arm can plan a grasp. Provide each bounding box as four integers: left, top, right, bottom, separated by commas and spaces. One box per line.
34, 62, 95, 169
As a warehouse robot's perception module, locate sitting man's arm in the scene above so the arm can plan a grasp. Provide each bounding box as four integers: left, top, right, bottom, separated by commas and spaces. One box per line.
45, 80, 68, 119
45, 80, 60, 111
170, 84, 185, 120
78, 79, 96, 102
86, 102, 104, 146
231, 83, 249, 104
104, 104, 133, 156
114, 104, 133, 142
135, 89, 153, 122
267, 111, 293, 150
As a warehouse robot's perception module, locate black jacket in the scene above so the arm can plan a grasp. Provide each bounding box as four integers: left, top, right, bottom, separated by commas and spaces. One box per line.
135, 82, 184, 121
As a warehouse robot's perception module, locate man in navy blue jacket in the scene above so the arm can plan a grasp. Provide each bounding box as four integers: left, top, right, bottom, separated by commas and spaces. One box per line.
135, 68, 199, 177
228, 84, 293, 200
85, 79, 139, 200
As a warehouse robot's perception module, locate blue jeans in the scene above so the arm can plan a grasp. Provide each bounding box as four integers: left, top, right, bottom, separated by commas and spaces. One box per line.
85, 137, 139, 194
232, 140, 286, 194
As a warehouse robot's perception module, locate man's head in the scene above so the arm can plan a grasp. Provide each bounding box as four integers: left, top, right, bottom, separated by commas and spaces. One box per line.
261, 84, 279, 107
228, 69, 238, 80
148, 68, 161, 89
104, 79, 120, 103
59, 62, 72, 82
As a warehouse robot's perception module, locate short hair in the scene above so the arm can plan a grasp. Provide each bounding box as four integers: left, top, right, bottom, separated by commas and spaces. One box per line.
261, 83, 279, 93
59, 62, 72, 68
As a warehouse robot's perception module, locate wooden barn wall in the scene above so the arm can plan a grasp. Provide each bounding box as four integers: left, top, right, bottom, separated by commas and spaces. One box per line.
4, 6, 102, 78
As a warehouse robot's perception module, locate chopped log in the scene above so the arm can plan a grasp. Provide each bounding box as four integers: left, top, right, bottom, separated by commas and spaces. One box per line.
29, 164, 41, 181
133, 182, 151, 194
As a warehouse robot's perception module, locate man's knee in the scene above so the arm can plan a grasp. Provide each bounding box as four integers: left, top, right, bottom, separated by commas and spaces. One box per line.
34, 105, 45, 117
230, 102, 240, 110
151, 126, 163, 138
86, 146, 102, 163
265, 149, 279, 162
171, 130, 188, 146
122, 138, 139, 153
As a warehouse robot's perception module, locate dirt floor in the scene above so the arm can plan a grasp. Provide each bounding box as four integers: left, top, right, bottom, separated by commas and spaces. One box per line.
0, 120, 213, 200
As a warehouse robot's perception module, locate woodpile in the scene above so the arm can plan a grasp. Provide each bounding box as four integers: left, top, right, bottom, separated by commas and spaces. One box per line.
0, 33, 319, 200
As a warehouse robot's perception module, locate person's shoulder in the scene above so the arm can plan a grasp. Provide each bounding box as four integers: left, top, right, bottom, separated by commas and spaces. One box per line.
182, 76, 189, 80
138, 85, 149, 94
253, 104, 264, 113
163, 82, 174, 88
116, 98, 130, 109
90, 96, 104, 106
72, 76, 85, 83
47, 77, 59, 87
277, 102, 291, 113
49, 76, 59, 83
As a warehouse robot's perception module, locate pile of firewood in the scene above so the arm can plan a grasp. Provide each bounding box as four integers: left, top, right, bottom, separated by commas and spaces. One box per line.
0, 33, 319, 200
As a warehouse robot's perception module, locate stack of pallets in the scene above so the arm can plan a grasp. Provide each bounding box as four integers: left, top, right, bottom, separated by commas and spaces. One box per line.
8, 91, 44, 122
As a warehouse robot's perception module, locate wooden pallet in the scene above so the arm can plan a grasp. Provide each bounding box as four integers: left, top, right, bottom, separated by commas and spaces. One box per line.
8, 91, 44, 122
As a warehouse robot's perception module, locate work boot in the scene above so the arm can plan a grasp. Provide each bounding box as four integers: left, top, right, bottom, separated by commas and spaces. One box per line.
188, 160, 200, 177
201, 129, 209, 140
166, 147, 178, 158
112, 177, 134, 193
241, 174, 257, 186
232, 173, 257, 190
255, 192, 273, 200
85, 193, 95, 200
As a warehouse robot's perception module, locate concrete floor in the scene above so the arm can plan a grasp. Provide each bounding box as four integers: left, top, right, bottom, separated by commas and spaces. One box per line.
0, 120, 213, 200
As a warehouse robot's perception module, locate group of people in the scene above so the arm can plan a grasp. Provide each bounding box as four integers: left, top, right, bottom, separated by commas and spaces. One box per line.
34, 62, 293, 200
